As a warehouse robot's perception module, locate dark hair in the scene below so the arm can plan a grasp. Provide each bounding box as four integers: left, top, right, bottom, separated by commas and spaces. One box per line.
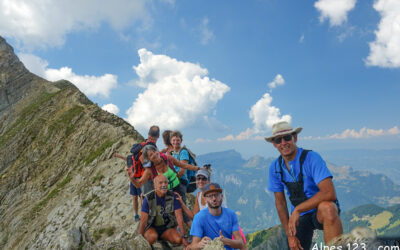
148, 125, 160, 138
170, 130, 183, 141
162, 130, 172, 146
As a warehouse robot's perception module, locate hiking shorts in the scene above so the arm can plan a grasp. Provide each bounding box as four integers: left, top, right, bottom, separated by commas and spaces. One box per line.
296, 201, 340, 250
129, 182, 142, 196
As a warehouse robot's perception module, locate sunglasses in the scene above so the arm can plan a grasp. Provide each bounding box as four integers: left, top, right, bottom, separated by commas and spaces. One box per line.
196, 176, 208, 181
273, 134, 293, 144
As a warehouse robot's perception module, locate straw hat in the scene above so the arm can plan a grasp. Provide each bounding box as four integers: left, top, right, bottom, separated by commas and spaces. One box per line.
265, 121, 302, 143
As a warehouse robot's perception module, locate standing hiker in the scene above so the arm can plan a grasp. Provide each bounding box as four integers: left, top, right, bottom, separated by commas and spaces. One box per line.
161, 130, 173, 155
123, 125, 160, 221
266, 121, 343, 250
170, 130, 198, 193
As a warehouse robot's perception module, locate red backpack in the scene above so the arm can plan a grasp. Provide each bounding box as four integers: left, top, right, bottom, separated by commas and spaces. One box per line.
128, 141, 155, 178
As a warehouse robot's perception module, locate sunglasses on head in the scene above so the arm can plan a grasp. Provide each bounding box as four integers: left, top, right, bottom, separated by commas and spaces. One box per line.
196, 176, 208, 181
273, 134, 293, 144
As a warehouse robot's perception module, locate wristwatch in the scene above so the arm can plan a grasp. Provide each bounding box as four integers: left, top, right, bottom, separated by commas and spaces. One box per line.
183, 235, 189, 239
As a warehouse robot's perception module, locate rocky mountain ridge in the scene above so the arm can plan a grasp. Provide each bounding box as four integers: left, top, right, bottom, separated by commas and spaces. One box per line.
0, 36, 154, 249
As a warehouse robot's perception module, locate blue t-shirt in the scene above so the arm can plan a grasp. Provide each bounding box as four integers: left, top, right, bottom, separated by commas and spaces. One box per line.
268, 147, 333, 215
172, 148, 194, 183
190, 207, 240, 250
142, 193, 181, 228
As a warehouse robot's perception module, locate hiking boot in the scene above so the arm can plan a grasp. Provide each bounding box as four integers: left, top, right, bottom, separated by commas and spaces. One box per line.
134, 214, 140, 222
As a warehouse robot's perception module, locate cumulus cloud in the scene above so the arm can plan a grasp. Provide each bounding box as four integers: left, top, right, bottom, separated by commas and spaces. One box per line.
314, 0, 357, 26
19, 53, 117, 98
216, 94, 291, 142
304, 126, 400, 140
365, 0, 400, 68
126, 49, 230, 131
0, 0, 150, 49
200, 17, 215, 45
101, 103, 120, 115
268, 74, 285, 90
249, 93, 291, 133
215, 74, 291, 142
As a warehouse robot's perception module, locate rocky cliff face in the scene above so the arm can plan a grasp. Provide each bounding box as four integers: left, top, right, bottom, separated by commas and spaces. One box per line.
0, 36, 154, 249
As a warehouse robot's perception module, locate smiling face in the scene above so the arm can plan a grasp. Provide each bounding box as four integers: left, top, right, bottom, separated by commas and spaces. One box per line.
273, 133, 298, 160
154, 175, 168, 197
171, 136, 182, 150
196, 175, 210, 190
147, 149, 162, 164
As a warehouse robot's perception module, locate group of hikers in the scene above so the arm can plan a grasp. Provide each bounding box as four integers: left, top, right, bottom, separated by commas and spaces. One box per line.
114, 121, 343, 250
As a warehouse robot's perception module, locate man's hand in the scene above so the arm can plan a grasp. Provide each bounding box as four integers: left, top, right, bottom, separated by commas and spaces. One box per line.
182, 238, 189, 247
198, 236, 211, 248
288, 235, 303, 250
288, 209, 300, 236
174, 192, 183, 204
219, 230, 227, 245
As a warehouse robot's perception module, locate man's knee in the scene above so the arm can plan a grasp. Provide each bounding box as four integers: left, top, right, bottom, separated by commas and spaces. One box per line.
318, 201, 339, 223
144, 230, 158, 244
170, 233, 182, 245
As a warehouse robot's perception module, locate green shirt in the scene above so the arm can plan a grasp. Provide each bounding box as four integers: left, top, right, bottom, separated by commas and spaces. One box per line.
158, 167, 180, 190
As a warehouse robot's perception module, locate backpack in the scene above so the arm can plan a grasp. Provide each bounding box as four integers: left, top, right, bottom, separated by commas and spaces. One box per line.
178, 146, 198, 193
129, 141, 156, 178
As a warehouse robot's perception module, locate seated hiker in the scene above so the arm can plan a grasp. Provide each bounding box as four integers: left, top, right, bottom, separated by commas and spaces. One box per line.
113, 153, 142, 222
126, 145, 201, 197
188, 183, 244, 250
176, 168, 247, 250
138, 175, 188, 247
266, 121, 343, 250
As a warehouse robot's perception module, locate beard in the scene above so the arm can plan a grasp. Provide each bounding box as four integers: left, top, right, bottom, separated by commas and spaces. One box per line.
207, 199, 223, 209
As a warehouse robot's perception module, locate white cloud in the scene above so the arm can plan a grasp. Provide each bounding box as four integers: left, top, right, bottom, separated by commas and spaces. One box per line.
195, 138, 213, 143
314, 0, 357, 26
0, 0, 150, 49
304, 126, 400, 140
365, 0, 400, 68
268, 74, 285, 90
216, 74, 291, 142
200, 17, 215, 45
101, 103, 120, 115
19, 53, 118, 98
249, 93, 291, 133
126, 49, 230, 131
217, 128, 253, 142
217, 93, 291, 142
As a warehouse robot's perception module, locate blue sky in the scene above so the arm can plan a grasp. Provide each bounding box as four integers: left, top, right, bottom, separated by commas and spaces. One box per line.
1, 0, 399, 158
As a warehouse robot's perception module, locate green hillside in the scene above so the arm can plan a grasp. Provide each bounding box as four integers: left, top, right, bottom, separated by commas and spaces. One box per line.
341, 204, 400, 237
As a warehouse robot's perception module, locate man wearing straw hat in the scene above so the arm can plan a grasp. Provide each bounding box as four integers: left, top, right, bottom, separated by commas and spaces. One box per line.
266, 121, 343, 250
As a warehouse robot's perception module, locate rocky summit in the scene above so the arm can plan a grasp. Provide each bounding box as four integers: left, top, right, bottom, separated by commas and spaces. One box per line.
0, 36, 159, 249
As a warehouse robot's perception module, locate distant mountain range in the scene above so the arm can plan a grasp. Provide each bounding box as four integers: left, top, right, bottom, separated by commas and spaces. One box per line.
197, 149, 400, 234
321, 149, 400, 185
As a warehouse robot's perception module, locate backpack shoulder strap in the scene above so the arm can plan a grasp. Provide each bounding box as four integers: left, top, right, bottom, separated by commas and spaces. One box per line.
160, 153, 176, 173
298, 150, 311, 182
182, 145, 197, 166
278, 156, 285, 184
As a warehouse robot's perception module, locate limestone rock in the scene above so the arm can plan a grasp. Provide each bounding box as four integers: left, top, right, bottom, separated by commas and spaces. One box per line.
203, 237, 225, 250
